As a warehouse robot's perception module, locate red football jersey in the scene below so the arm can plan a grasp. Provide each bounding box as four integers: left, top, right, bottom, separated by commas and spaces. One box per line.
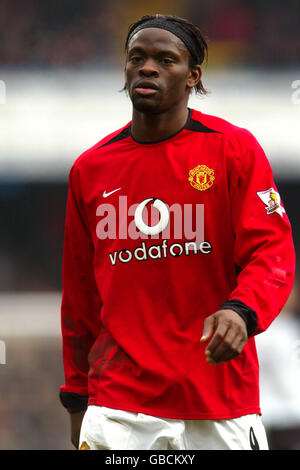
60, 108, 295, 419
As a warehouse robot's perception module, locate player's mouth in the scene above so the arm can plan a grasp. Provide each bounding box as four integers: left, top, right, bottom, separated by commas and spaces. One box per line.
134, 81, 159, 96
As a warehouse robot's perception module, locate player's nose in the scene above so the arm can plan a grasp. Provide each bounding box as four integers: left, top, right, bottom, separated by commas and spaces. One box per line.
139, 58, 159, 77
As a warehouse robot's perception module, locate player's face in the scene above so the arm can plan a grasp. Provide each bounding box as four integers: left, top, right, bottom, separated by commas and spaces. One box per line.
125, 28, 196, 114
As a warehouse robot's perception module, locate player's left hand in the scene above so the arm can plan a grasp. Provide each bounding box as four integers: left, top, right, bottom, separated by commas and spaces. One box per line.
200, 309, 248, 365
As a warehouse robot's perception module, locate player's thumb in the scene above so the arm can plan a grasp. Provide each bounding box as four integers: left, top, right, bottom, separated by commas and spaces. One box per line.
200, 315, 215, 343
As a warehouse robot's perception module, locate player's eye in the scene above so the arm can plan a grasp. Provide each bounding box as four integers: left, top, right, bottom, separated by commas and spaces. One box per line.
129, 56, 143, 64
160, 57, 175, 65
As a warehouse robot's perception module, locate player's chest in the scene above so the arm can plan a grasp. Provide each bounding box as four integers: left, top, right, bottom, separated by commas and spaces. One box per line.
81, 145, 229, 245
86, 144, 226, 208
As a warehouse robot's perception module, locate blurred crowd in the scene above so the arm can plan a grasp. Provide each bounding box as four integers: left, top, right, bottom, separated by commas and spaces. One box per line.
0, 182, 67, 292
0, 337, 71, 449
1, 0, 299, 68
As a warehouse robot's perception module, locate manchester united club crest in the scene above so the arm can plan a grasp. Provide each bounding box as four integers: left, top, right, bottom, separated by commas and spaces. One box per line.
188, 165, 215, 191
257, 188, 285, 217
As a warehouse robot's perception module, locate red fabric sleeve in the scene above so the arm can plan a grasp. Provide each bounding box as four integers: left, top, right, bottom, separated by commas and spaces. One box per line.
60, 163, 101, 396
228, 129, 295, 335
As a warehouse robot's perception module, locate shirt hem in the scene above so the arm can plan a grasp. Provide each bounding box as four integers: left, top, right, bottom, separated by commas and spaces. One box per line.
88, 398, 261, 420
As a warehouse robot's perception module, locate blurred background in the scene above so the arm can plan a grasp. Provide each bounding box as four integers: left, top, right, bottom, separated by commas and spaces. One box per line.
0, 0, 299, 450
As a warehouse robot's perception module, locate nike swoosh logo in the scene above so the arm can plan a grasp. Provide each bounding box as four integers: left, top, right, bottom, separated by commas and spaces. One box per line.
103, 188, 121, 198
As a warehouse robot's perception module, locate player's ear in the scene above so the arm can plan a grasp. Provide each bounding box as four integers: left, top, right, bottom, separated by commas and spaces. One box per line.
187, 65, 202, 91
122, 64, 129, 95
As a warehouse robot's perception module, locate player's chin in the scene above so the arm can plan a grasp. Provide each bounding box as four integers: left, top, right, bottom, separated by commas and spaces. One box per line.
131, 93, 163, 113
133, 101, 162, 114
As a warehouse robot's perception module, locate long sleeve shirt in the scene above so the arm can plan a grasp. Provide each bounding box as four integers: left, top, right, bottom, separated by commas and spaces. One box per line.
60, 108, 295, 419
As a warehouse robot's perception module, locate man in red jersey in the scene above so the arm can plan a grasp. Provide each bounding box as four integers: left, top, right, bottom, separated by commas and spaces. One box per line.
59, 14, 295, 450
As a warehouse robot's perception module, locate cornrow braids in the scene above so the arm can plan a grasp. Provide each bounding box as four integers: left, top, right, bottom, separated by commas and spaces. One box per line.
125, 14, 208, 96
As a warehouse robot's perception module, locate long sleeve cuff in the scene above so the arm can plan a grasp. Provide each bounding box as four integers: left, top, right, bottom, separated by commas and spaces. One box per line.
220, 299, 258, 337
59, 391, 89, 414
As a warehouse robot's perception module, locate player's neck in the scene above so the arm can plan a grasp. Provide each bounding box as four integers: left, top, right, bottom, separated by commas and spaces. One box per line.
130, 105, 189, 143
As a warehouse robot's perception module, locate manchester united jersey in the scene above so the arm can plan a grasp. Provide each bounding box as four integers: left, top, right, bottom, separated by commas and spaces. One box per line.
59, 108, 295, 419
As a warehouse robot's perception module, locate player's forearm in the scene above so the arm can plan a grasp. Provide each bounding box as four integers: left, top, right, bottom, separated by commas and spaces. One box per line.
228, 243, 295, 335
229, 129, 295, 335
70, 410, 86, 449
60, 391, 88, 449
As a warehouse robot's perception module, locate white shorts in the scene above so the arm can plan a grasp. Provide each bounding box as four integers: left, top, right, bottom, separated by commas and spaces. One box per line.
79, 405, 269, 450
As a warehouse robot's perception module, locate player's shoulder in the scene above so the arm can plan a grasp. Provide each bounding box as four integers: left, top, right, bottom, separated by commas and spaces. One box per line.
190, 108, 257, 146
190, 109, 267, 171
71, 122, 131, 171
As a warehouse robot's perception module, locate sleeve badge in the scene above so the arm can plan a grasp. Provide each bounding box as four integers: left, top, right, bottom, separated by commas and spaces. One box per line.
256, 187, 285, 217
